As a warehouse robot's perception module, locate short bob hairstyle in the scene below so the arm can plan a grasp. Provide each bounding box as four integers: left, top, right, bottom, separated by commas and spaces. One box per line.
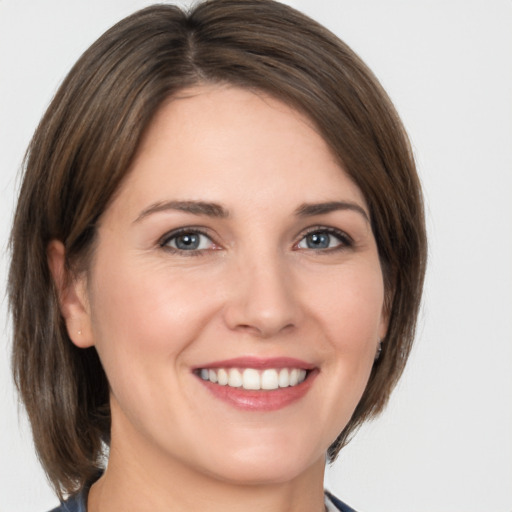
9, 0, 426, 499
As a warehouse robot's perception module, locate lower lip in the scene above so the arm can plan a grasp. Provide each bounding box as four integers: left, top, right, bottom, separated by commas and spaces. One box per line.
196, 370, 318, 411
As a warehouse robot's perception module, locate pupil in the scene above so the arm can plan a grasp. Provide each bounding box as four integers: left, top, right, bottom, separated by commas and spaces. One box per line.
307, 233, 329, 249
176, 233, 199, 250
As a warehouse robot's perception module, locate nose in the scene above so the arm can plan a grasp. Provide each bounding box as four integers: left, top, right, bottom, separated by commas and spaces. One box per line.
222, 252, 301, 338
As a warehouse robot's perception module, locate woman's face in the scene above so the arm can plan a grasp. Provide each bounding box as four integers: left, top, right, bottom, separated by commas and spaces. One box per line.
73, 85, 387, 484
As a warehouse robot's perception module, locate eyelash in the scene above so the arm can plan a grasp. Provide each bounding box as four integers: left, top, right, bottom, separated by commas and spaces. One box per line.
158, 226, 353, 255
295, 226, 353, 252
159, 227, 217, 256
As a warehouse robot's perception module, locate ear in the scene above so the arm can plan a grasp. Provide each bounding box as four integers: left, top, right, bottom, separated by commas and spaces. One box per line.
47, 240, 94, 348
379, 280, 395, 342
378, 318, 388, 342
377, 297, 391, 343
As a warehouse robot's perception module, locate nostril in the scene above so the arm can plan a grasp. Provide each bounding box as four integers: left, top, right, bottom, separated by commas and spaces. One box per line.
233, 321, 296, 338
222, 276, 300, 337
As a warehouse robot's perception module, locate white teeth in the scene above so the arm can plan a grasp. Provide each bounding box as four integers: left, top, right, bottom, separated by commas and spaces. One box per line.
228, 368, 243, 387
242, 369, 260, 390
278, 368, 290, 388
217, 368, 229, 386
261, 369, 279, 390
199, 367, 308, 390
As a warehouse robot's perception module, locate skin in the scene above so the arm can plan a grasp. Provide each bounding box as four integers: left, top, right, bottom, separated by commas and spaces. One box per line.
49, 85, 388, 512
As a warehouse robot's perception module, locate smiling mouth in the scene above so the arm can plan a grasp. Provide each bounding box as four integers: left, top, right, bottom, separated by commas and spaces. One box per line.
196, 367, 309, 390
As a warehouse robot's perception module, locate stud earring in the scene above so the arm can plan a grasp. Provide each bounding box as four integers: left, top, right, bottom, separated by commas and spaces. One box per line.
374, 341, 383, 361
78, 329, 82, 335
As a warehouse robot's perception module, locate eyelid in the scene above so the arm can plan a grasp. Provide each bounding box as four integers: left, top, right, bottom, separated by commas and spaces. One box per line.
158, 226, 220, 252
157, 225, 353, 254
294, 225, 354, 249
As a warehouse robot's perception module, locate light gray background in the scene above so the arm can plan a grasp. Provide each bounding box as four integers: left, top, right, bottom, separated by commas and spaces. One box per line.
1, 1, 511, 511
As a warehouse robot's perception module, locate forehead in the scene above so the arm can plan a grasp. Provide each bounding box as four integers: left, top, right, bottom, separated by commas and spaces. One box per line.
107, 84, 367, 218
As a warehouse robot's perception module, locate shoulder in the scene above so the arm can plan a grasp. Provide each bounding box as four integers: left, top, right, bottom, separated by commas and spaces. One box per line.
47, 493, 86, 512
325, 490, 358, 512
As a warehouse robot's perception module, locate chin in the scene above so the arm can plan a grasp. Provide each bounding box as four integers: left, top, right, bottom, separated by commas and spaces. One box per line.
196, 436, 326, 486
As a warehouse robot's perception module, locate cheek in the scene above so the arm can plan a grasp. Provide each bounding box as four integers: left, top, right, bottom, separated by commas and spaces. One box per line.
305, 262, 385, 351
303, 262, 385, 421
320, 268, 385, 422
88, 259, 220, 379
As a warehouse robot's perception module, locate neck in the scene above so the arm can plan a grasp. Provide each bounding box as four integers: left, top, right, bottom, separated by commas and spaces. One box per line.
88, 435, 327, 512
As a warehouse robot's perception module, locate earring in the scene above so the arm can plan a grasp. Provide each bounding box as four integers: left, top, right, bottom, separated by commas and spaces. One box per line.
374, 341, 382, 361
78, 329, 82, 335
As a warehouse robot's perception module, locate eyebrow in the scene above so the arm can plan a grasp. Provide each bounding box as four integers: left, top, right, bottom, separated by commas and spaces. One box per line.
134, 199, 370, 224
294, 201, 370, 222
134, 200, 229, 223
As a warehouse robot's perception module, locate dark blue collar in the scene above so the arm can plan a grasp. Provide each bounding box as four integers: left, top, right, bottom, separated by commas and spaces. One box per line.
325, 490, 358, 512
48, 492, 85, 512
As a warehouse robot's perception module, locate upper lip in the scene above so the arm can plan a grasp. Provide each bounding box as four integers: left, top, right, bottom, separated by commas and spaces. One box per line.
193, 356, 315, 371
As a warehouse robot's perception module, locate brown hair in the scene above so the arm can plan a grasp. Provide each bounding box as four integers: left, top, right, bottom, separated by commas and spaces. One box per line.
9, 0, 426, 498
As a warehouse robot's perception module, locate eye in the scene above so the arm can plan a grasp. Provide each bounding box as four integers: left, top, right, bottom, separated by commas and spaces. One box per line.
296, 228, 351, 251
160, 229, 216, 252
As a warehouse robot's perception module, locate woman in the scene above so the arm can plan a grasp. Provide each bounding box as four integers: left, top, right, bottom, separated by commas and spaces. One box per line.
9, 1, 426, 511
